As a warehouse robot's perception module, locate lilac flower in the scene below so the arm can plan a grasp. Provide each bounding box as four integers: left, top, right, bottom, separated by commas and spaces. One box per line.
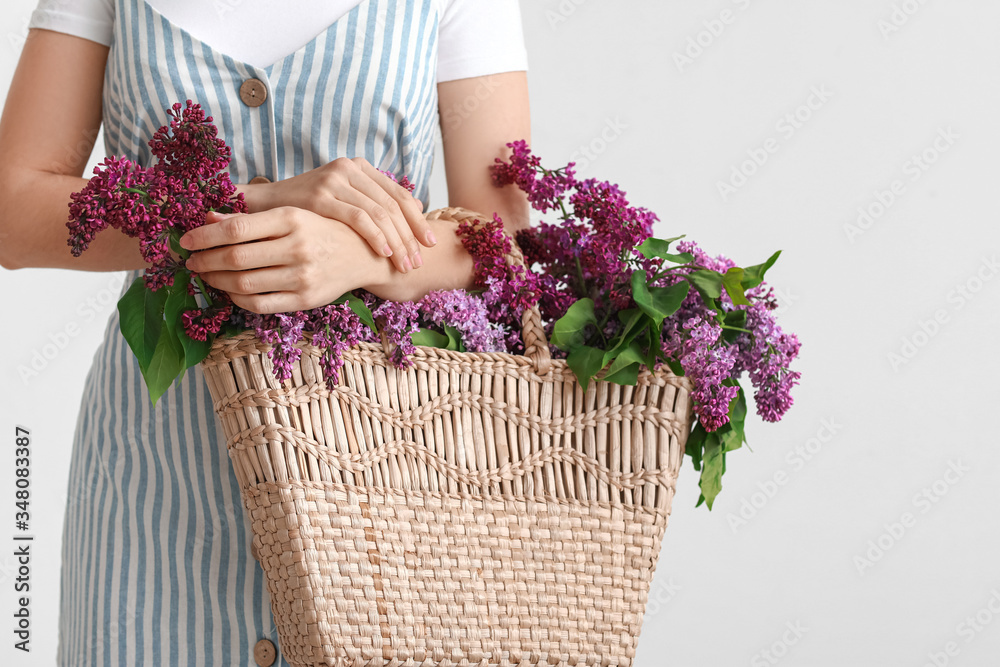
67, 100, 246, 294
655, 244, 801, 427
245, 311, 310, 381
377, 167, 416, 193
417, 288, 506, 352
149, 100, 233, 180
309, 303, 368, 388
491, 141, 801, 432
373, 300, 420, 367
674, 316, 740, 431
181, 304, 232, 341
455, 213, 541, 353
733, 287, 802, 422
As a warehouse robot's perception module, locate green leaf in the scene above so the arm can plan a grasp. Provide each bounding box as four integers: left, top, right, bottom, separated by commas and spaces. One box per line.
141, 320, 186, 407
722, 267, 751, 306
741, 250, 782, 290
664, 357, 685, 376
688, 269, 723, 300
688, 386, 749, 509
636, 236, 686, 260
725, 385, 748, 451
443, 325, 466, 352
723, 309, 747, 330
335, 292, 377, 332
721, 308, 750, 344
168, 232, 188, 261
685, 421, 708, 470
601, 362, 639, 385
649, 281, 691, 319
410, 328, 449, 348
645, 324, 661, 371
566, 345, 606, 392
602, 341, 645, 378
632, 269, 678, 328
617, 307, 644, 328
550, 298, 597, 350
602, 309, 648, 367
696, 430, 726, 510
163, 274, 213, 369
118, 277, 168, 373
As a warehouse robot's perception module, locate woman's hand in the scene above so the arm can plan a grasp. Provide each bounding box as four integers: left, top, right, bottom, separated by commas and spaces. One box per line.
242, 156, 435, 274
179, 206, 392, 314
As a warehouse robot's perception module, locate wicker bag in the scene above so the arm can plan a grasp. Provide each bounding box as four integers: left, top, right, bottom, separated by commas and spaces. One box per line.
198, 207, 694, 667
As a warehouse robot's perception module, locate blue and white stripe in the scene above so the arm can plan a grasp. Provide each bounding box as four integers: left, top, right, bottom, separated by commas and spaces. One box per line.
57, 0, 440, 664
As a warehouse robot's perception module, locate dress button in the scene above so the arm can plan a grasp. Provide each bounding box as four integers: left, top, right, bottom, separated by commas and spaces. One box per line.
248, 176, 271, 185
254, 638, 276, 667
240, 79, 268, 107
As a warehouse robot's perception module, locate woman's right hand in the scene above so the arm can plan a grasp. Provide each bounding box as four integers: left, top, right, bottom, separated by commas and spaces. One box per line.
239, 156, 436, 274
180, 204, 476, 314
182, 205, 393, 314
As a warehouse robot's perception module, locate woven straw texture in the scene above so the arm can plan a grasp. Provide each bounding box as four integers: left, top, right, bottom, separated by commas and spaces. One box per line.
198, 207, 694, 667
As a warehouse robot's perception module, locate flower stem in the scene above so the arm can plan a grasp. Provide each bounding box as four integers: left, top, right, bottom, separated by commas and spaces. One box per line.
650, 262, 695, 282
574, 255, 588, 296
168, 228, 214, 308
193, 275, 214, 308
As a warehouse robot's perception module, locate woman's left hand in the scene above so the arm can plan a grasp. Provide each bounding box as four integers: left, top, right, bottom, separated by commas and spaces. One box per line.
179, 206, 387, 314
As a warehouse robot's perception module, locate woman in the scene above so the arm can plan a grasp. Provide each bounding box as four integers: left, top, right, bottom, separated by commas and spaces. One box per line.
0, 0, 531, 664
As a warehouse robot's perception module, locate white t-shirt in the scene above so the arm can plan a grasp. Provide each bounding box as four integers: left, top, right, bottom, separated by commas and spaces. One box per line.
27, 0, 528, 82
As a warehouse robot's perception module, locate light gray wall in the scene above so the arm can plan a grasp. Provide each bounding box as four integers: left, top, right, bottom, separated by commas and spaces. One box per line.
2, 1, 999, 665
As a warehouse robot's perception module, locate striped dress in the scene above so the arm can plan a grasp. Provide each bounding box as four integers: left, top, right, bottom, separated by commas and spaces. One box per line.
58, 0, 440, 664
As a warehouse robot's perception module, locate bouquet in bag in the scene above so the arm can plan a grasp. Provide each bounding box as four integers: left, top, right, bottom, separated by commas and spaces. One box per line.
67, 101, 800, 508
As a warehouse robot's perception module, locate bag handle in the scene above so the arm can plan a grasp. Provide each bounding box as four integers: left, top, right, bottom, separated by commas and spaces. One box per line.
425, 206, 552, 376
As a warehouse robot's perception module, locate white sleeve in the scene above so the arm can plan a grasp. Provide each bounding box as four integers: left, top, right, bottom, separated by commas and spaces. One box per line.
27, 0, 115, 47
437, 0, 529, 83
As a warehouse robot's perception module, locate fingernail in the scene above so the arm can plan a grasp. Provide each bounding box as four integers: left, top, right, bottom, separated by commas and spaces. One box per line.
426, 230, 437, 245
403, 256, 412, 272
179, 235, 191, 249
383, 244, 393, 257
413, 251, 423, 268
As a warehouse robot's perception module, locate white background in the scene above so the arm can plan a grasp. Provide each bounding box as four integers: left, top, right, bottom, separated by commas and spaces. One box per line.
2, 1, 1000, 666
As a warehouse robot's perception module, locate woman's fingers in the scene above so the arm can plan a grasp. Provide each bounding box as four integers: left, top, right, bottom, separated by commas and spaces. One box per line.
181, 209, 292, 273
351, 157, 435, 248
327, 190, 413, 273
340, 162, 419, 268
197, 263, 303, 297
228, 289, 316, 315
181, 209, 287, 251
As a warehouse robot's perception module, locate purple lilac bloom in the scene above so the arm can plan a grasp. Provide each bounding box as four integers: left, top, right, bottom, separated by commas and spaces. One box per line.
244, 311, 310, 381
149, 100, 233, 181
377, 168, 416, 194
490, 139, 577, 213
676, 316, 740, 431
418, 288, 507, 352
309, 303, 369, 389
658, 240, 801, 425
733, 286, 802, 422
67, 100, 246, 294
181, 304, 232, 341
455, 213, 541, 353
372, 300, 420, 367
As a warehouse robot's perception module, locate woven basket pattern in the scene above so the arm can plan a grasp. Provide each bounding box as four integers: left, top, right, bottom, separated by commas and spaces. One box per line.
198, 207, 694, 667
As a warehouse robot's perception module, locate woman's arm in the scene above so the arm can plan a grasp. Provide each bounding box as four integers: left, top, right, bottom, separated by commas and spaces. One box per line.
438, 71, 531, 235
366, 70, 532, 301
0, 29, 146, 272
182, 70, 532, 312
